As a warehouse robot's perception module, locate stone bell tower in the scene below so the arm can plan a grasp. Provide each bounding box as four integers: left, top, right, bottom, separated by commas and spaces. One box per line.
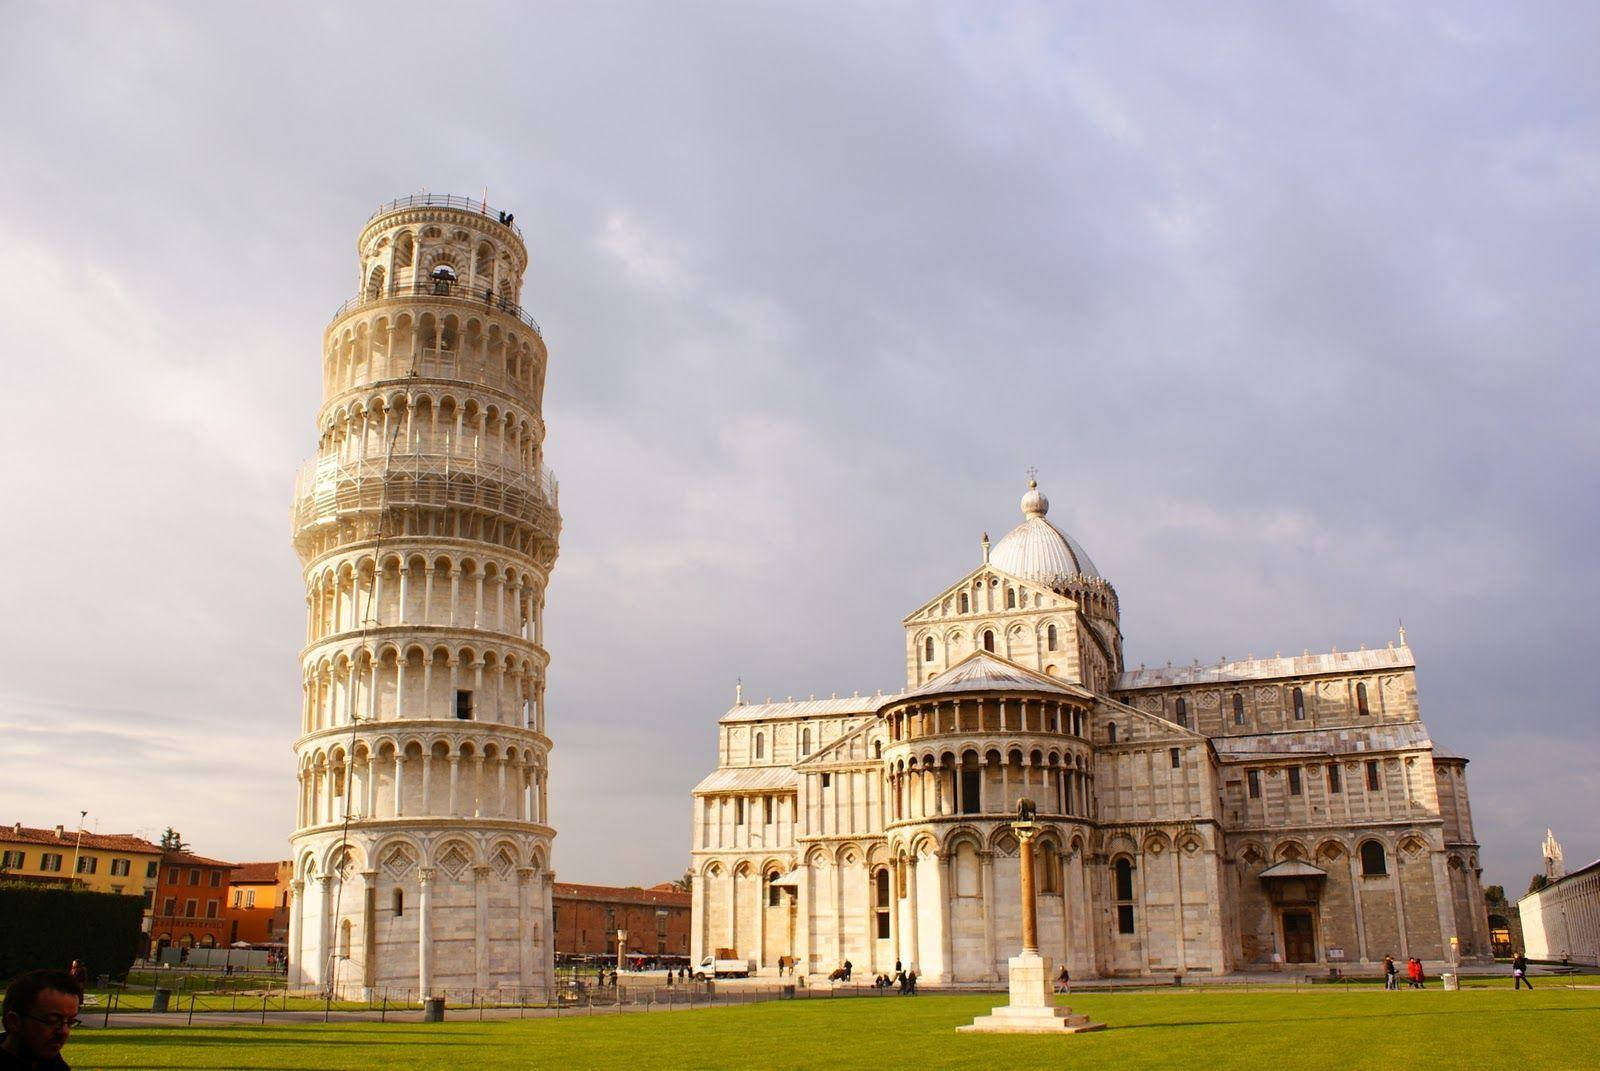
288, 194, 560, 996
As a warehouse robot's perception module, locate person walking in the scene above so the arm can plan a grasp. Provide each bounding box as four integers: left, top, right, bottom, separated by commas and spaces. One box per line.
1512, 952, 1533, 990
1383, 955, 1398, 990
1407, 958, 1424, 989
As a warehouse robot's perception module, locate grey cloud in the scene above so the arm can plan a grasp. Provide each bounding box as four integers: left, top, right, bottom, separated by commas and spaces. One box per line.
1, 1, 1594, 889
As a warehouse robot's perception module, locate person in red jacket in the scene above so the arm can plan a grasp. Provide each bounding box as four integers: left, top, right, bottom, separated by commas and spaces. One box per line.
1407, 958, 1424, 988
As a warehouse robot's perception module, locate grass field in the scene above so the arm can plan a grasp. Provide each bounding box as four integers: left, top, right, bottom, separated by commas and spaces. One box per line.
73, 986, 1599, 1071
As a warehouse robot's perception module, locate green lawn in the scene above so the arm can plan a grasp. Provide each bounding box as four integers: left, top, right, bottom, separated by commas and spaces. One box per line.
74, 987, 1599, 1071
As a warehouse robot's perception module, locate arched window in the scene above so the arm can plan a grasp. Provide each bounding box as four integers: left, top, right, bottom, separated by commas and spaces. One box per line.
1232, 692, 1245, 725
1006, 588, 1016, 609
1040, 841, 1059, 894
924, 636, 934, 662
1107, 723, 1118, 743
1360, 840, 1388, 876
1047, 624, 1058, 651
392, 888, 404, 916
1292, 687, 1306, 720
1356, 682, 1370, 716
768, 871, 782, 907
983, 630, 995, 653
801, 729, 811, 755
873, 741, 882, 759
754, 732, 764, 760
1113, 859, 1135, 933
1175, 698, 1189, 728
959, 592, 969, 613
874, 868, 892, 937
366, 265, 386, 299
338, 918, 353, 959
394, 231, 414, 268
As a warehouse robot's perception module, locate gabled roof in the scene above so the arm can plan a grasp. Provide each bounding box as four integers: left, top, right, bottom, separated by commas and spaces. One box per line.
902, 651, 1094, 701
1210, 721, 1433, 759
1117, 645, 1414, 691
162, 849, 237, 869
794, 718, 880, 769
692, 766, 799, 795
230, 861, 289, 885
1258, 859, 1327, 879
1092, 693, 1211, 745
719, 694, 896, 725
1, 824, 162, 855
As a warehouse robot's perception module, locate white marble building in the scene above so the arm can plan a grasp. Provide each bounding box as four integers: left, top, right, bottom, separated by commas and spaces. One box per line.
1519, 832, 1600, 966
690, 481, 1489, 981
288, 195, 560, 997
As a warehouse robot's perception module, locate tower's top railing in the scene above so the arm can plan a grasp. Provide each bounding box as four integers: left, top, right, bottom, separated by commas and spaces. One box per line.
368, 194, 524, 240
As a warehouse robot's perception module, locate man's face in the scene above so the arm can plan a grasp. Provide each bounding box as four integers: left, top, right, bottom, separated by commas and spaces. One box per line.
5, 988, 79, 1061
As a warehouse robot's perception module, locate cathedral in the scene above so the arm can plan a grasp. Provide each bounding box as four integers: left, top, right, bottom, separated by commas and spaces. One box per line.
689, 481, 1490, 981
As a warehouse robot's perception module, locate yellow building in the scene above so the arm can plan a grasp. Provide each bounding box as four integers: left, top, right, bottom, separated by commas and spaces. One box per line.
0, 823, 162, 910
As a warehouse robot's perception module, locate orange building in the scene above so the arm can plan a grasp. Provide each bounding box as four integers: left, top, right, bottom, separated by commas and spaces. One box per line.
552, 882, 692, 962
225, 861, 293, 946
150, 850, 236, 954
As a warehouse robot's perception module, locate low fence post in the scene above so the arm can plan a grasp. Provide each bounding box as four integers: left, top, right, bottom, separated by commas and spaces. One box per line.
261, 993, 268, 1025
187, 994, 196, 1026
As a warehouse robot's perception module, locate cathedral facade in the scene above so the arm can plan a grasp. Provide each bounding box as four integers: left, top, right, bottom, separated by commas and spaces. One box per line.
689, 482, 1490, 981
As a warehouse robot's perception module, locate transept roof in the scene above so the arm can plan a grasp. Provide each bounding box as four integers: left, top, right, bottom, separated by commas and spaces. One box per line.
903, 650, 1094, 700
1116, 643, 1415, 691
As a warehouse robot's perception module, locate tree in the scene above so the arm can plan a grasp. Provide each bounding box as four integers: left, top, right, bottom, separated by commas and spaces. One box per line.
1485, 884, 1507, 905
670, 870, 692, 892
1527, 873, 1549, 895
159, 828, 189, 853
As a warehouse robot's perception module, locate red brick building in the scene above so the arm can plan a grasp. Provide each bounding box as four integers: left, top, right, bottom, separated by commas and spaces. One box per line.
553, 883, 691, 962
150, 851, 236, 955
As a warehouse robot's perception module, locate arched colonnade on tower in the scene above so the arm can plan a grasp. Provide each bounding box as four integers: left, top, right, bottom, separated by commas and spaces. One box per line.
324, 311, 542, 400
313, 384, 544, 473
301, 640, 544, 734
303, 550, 543, 645
296, 735, 549, 829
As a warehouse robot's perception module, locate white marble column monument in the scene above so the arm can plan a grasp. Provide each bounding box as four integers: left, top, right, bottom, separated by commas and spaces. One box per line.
961, 803, 1104, 1035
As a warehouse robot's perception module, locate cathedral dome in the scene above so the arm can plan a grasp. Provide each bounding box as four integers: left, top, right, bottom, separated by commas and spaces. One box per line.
989, 480, 1100, 582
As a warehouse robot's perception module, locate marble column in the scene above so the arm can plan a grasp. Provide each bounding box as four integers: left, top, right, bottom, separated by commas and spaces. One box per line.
418, 866, 433, 995
981, 850, 999, 980
473, 865, 490, 989
906, 855, 921, 971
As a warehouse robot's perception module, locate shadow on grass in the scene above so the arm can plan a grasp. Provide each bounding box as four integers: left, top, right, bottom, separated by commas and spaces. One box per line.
1109, 1005, 1595, 1030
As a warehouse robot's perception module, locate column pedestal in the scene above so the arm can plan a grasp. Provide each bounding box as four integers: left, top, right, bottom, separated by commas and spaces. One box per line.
958, 952, 1105, 1034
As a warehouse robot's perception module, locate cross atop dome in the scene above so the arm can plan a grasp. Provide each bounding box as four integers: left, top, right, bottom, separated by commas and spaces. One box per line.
1020, 474, 1049, 519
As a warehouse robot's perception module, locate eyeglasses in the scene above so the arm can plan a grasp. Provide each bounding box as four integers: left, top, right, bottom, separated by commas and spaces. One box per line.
24, 1013, 81, 1029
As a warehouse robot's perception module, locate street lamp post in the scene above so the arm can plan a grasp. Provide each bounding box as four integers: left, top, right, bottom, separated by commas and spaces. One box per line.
71, 810, 87, 883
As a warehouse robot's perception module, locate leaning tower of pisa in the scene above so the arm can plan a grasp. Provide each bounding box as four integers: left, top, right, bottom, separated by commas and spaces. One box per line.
288, 194, 559, 998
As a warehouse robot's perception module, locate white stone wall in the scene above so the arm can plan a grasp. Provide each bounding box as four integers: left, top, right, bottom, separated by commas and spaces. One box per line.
1520, 864, 1600, 966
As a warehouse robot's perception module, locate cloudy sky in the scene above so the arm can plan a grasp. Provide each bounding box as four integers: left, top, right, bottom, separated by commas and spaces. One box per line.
1, 2, 1594, 895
